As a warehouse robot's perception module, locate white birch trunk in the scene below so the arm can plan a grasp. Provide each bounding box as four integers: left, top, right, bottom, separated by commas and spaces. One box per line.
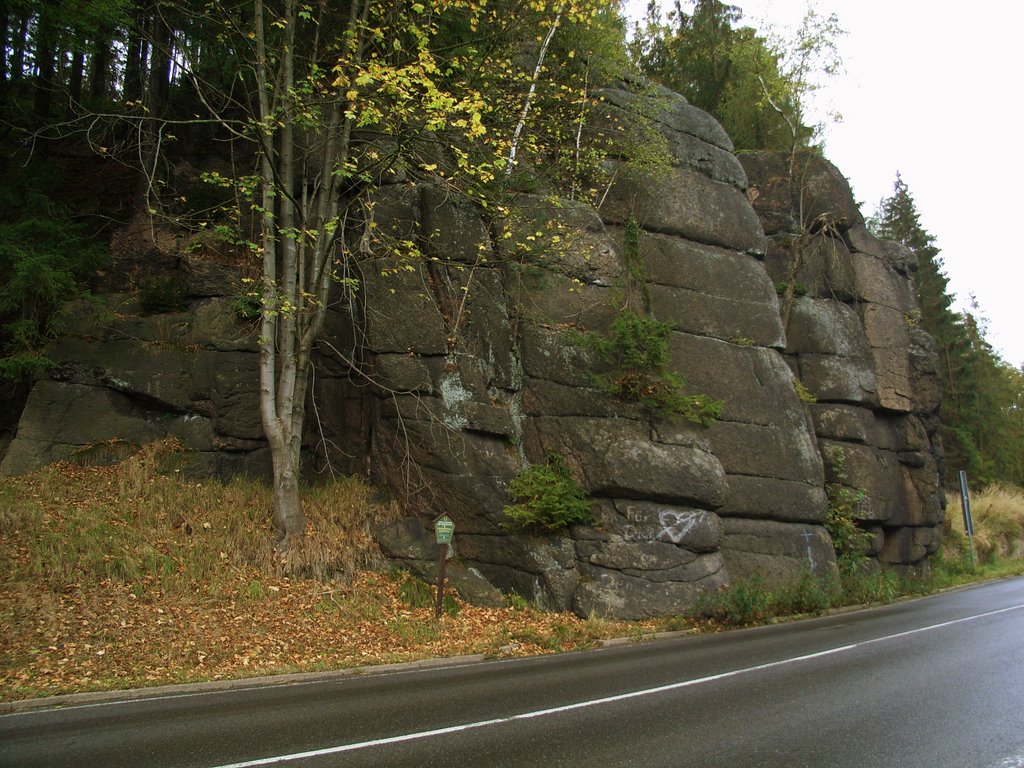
252, 0, 364, 548
505, 11, 562, 174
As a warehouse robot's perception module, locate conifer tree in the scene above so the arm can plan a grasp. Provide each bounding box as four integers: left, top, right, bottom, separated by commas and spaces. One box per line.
872, 174, 1024, 487
628, 0, 816, 151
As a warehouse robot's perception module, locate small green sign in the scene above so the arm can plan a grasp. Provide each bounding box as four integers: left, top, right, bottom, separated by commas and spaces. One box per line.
435, 515, 455, 545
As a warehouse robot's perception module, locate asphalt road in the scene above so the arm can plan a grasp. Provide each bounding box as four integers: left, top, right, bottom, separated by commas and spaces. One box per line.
3, 577, 1023, 768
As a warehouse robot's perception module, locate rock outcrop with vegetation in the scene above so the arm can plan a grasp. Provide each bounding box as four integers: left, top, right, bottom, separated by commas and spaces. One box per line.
739, 151, 945, 570
0, 82, 943, 618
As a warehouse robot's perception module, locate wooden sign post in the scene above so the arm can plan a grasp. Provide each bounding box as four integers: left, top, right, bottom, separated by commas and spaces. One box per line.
434, 515, 455, 619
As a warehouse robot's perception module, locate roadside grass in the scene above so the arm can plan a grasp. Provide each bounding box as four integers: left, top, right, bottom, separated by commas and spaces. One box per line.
0, 444, 644, 701
1, 439, 399, 596
927, 486, 1024, 589
943, 484, 1024, 564
687, 484, 1024, 629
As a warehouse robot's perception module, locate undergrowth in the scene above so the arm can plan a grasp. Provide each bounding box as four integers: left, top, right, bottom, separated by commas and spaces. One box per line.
943, 484, 1024, 563
823, 445, 870, 563
0, 439, 397, 597
580, 309, 722, 426
399, 574, 460, 617
1, 440, 654, 701
927, 483, 1024, 585
689, 567, 925, 629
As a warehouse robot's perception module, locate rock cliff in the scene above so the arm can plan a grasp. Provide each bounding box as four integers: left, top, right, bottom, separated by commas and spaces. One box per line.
738, 151, 945, 568
0, 81, 944, 617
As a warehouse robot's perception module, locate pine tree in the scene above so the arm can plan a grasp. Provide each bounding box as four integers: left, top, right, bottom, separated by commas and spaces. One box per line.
871, 175, 1024, 487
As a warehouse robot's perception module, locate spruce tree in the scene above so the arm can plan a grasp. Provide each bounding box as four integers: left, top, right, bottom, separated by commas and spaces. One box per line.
871, 175, 952, 337
872, 174, 1024, 487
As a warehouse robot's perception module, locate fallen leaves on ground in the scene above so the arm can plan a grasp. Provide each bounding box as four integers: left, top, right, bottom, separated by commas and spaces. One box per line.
0, 456, 660, 701
0, 570, 652, 701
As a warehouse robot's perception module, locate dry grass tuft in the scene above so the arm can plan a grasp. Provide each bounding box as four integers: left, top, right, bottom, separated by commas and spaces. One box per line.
0, 439, 397, 596
278, 477, 400, 578
945, 483, 1024, 562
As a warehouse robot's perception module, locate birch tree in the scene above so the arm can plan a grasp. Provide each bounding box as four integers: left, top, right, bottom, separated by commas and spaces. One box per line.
21, 0, 619, 547
238, 0, 494, 547
184, 0, 608, 547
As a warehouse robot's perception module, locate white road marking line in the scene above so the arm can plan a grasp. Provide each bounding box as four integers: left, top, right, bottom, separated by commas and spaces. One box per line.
209, 602, 1024, 768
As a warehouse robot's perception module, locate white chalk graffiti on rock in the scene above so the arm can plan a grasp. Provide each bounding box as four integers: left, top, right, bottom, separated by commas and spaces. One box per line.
657, 510, 701, 544
801, 529, 816, 571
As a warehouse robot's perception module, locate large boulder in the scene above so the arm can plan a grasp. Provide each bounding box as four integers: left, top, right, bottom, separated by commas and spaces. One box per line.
600, 162, 765, 255
0, 297, 270, 478
720, 518, 838, 583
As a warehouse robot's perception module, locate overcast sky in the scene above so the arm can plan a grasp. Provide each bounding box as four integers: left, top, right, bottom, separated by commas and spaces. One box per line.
622, 0, 1024, 368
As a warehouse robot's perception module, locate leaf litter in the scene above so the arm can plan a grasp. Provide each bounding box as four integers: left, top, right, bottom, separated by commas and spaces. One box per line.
1, 446, 655, 701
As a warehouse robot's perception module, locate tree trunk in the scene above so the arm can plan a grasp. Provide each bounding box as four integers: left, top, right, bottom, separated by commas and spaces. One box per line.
89, 32, 110, 103
132, 11, 175, 210
11, 12, 28, 81
253, 0, 308, 550
506, 11, 561, 173
68, 49, 85, 114
147, 14, 172, 113
269, 433, 304, 548
248, 0, 362, 547
0, 7, 9, 84
123, 3, 148, 104
33, 7, 56, 121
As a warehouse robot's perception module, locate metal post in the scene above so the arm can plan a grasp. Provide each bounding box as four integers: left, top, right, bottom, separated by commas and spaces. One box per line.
958, 470, 976, 566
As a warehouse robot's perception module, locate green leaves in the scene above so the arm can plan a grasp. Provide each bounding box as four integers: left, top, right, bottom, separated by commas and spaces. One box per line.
824, 447, 870, 567
630, 0, 843, 152
598, 310, 671, 373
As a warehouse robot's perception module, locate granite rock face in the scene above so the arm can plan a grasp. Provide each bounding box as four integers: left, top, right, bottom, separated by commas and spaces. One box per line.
739, 151, 945, 572
0, 296, 271, 478
1, 84, 944, 615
